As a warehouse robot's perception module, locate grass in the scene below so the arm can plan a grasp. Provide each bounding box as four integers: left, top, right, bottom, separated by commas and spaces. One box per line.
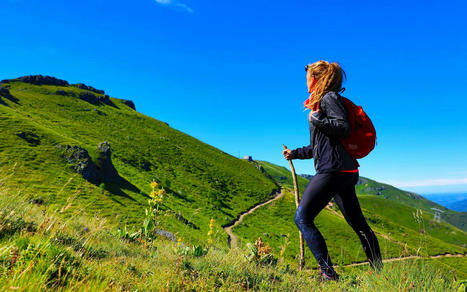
0, 79, 279, 249
1, 178, 466, 291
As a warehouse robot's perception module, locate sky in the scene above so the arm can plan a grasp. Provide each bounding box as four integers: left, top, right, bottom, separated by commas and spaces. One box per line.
1, 0, 467, 194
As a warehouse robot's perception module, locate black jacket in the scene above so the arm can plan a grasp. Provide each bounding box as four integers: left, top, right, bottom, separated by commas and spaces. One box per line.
290, 91, 358, 173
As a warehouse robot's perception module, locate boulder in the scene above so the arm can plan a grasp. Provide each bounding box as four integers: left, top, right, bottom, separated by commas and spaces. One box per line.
78, 92, 100, 104
57, 145, 100, 184
122, 99, 136, 110
72, 83, 105, 94
55, 90, 69, 96
57, 142, 121, 185
96, 141, 119, 183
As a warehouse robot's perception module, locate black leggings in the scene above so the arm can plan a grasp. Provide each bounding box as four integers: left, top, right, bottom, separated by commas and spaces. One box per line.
294, 172, 382, 275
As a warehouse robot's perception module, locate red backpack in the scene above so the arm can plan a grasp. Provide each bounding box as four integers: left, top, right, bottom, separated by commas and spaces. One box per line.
340, 97, 376, 159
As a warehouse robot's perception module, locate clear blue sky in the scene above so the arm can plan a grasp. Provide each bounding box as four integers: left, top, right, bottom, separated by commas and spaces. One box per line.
2, 0, 467, 194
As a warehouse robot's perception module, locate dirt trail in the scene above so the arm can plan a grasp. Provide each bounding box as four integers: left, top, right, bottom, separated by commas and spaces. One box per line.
339, 253, 467, 268
223, 189, 284, 249
307, 253, 466, 270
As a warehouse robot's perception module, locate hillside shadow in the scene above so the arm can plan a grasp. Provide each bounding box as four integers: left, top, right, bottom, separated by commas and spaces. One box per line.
103, 176, 141, 203
165, 186, 195, 203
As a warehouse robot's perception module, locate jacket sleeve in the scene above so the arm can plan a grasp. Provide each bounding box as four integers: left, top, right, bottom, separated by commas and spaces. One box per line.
290, 145, 313, 160
309, 92, 351, 140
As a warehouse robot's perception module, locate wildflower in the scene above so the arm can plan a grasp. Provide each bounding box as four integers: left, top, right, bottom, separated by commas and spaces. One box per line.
207, 230, 213, 236
177, 237, 182, 247
158, 188, 166, 196
150, 190, 158, 198
150, 180, 159, 189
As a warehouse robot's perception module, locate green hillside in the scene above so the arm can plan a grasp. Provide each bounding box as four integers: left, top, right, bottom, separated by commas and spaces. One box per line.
0, 76, 278, 248
356, 177, 467, 231
1, 75, 466, 290
243, 161, 467, 270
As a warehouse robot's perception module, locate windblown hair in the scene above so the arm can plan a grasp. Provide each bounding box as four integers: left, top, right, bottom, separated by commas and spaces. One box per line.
306, 60, 346, 111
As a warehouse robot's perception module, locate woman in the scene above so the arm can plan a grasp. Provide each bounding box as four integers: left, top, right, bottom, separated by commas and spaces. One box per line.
282, 60, 382, 280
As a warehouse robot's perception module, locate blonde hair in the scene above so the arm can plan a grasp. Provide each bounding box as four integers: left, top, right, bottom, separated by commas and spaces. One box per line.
306, 60, 346, 111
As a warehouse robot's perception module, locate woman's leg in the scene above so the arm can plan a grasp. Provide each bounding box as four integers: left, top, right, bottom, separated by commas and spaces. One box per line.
294, 172, 352, 276
333, 175, 383, 270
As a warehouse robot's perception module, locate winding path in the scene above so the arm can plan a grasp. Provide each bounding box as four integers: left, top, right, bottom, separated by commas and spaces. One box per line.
308, 253, 466, 270
223, 189, 284, 249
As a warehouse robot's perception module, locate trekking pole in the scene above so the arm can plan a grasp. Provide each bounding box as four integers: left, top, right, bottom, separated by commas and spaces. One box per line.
282, 144, 305, 270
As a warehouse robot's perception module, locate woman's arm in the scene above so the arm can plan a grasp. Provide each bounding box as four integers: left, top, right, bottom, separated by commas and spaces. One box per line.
308, 92, 351, 140
290, 145, 313, 160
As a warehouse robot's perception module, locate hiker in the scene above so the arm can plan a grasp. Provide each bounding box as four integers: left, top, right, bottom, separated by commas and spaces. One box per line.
282, 60, 383, 280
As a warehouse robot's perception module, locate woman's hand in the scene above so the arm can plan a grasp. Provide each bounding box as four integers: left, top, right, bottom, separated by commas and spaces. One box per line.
283, 149, 292, 160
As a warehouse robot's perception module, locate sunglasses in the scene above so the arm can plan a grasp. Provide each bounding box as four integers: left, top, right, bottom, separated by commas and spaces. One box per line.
305, 65, 309, 72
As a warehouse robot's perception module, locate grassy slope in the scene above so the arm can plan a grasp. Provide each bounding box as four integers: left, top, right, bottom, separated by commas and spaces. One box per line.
233, 161, 467, 273
1, 184, 465, 291
0, 80, 278, 248
356, 177, 467, 231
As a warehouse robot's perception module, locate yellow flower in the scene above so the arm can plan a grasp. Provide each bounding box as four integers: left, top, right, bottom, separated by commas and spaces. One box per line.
177, 237, 182, 247
150, 180, 159, 189
150, 190, 158, 198
207, 230, 213, 236
158, 188, 166, 196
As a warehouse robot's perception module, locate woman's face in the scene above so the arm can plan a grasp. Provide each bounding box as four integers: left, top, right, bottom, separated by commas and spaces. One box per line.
306, 72, 315, 93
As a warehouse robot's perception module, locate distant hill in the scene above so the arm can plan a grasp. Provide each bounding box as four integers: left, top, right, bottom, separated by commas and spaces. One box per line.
447, 198, 467, 212
424, 193, 467, 212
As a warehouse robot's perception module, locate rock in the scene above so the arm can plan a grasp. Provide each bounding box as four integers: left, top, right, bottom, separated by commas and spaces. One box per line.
16, 131, 41, 146
122, 99, 136, 110
96, 141, 119, 183
57, 144, 100, 184
77, 92, 112, 106
78, 92, 100, 104
1, 75, 69, 86
57, 142, 121, 185
55, 90, 69, 96
155, 229, 177, 241
72, 83, 105, 94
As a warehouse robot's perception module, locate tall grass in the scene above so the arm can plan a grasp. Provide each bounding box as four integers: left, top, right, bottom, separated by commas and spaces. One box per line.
0, 177, 465, 291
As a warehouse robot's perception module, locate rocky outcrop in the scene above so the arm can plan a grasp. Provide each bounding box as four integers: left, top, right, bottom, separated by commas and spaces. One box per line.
71, 83, 105, 94
57, 144, 100, 184
57, 141, 120, 185
122, 99, 136, 110
77, 92, 112, 106
1, 75, 134, 110
55, 90, 69, 96
96, 141, 119, 183
1, 75, 69, 86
